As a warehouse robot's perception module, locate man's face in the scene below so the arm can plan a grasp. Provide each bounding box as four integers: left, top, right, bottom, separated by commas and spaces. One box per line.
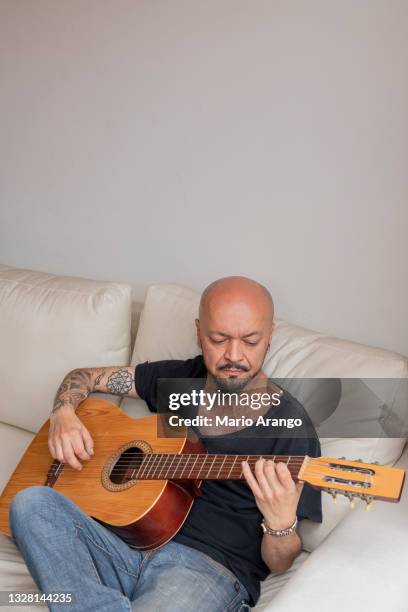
196, 299, 274, 392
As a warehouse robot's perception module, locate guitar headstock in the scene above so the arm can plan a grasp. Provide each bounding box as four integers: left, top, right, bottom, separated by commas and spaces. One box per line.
299, 456, 405, 510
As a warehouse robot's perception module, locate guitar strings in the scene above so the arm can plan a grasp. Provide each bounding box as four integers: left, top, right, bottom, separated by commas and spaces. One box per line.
52, 455, 374, 487
50, 456, 370, 471
53, 458, 312, 473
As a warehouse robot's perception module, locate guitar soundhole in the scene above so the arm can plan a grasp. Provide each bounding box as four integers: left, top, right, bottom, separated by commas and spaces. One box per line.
101, 440, 153, 492
109, 447, 145, 484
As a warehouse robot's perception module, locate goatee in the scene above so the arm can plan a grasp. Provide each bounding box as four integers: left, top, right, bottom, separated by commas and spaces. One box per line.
212, 375, 253, 393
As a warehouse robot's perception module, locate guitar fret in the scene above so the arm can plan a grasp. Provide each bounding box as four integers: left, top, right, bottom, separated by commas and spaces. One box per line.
138, 453, 153, 479
227, 456, 237, 478
160, 455, 169, 478
145, 453, 160, 479
207, 454, 218, 479
154, 453, 165, 479
188, 454, 199, 479
216, 455, 227, 478
196, 455, 207, 479
153, 453, 164, 479
164, 454, 177, 479
239, 455, 250, 478
157, 454, 169, 479
197, 455, 214, 479
178, 454, 190, 479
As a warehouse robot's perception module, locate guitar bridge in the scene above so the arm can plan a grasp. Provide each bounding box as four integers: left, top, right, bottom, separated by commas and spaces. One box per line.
45, 460, 65, 487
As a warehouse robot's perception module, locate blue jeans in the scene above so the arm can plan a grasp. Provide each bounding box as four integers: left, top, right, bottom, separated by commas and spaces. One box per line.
9, 486, 250, 612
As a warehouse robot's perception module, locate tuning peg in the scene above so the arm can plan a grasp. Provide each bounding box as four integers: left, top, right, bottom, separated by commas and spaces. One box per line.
365, 496, 374, 511
353, 458, 363, 462
331, 491, 337, 504
371, 461, 380, 466
345, 492, 356, 509
338, 456, 346, 460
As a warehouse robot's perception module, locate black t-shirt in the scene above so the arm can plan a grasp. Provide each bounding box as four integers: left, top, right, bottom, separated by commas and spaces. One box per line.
135, 355, 322, 607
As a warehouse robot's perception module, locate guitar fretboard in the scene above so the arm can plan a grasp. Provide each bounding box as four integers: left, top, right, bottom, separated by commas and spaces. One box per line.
125, 454, 306, 481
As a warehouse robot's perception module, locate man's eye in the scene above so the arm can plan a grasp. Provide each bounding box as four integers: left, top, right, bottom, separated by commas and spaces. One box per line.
212, 339, 226, 344
244, 340, 258, 346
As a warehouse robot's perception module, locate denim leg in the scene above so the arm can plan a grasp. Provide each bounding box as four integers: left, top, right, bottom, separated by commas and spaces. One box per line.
131, 541, 250, 612
9, 485, 145, 612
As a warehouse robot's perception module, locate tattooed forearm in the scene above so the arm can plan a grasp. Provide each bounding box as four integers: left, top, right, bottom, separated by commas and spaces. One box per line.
51, 366, 137, 415
52, 369, 95, 414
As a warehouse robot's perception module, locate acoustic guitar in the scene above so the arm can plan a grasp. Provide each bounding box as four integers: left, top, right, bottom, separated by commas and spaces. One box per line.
0, 399, 405, 550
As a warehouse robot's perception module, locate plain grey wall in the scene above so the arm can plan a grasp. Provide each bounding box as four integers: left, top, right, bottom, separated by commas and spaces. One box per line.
1, 1, 407, 356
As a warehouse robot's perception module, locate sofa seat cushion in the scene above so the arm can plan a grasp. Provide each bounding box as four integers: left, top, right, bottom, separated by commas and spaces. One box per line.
253, 551, 309, 611
0, 423, 34, 496
120, 397, 151, 419
0, 534, 47, 612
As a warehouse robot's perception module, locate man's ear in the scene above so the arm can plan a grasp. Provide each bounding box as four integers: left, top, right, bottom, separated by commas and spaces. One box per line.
268, 321, 276, 349
195, 318, 202, 348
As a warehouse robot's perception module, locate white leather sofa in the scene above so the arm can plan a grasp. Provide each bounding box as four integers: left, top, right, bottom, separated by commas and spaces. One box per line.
0, 264, 407, 612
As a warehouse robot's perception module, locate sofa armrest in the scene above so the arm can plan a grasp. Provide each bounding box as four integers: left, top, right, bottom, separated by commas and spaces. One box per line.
261, 443, 408, 612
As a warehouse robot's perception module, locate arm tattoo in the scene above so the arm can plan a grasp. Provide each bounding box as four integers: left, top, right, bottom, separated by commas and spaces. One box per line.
107, 370, 133, 395
52, 367, 135, 415
52, 370, 94, 414
94, 373, 104, 386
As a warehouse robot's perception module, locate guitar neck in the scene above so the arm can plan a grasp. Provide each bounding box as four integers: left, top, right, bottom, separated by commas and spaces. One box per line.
127, 454, 306, 481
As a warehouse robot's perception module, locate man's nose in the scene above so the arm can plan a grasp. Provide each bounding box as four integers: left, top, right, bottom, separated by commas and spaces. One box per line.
224, 339, 244, 363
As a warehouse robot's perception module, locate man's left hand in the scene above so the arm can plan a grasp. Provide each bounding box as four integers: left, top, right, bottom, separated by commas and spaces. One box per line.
242, 458, 304, 530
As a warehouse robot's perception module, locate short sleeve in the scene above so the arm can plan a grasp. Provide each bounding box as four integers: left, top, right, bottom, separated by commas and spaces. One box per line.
135, 356, 206, 413
134, 360, 156, 411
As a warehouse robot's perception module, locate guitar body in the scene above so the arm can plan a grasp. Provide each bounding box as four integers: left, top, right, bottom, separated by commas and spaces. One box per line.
0, 399, 204, 550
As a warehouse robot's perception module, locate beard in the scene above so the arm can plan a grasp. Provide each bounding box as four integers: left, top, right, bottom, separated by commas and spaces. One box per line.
212, 374, 253, 393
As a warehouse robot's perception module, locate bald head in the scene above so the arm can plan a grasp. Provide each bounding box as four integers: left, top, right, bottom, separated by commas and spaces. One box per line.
199, 276, 274, 325
196, 277, 275, 391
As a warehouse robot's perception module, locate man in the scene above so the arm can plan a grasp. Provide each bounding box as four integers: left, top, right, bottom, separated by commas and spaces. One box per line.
9, 276, 322, 611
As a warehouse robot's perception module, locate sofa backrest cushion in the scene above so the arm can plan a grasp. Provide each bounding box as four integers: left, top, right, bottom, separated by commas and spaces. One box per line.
0, 265, 132, 432
131, 284, 201, 364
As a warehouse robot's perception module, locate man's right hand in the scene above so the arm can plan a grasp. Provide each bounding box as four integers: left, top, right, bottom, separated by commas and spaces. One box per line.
48, 406, 94, 471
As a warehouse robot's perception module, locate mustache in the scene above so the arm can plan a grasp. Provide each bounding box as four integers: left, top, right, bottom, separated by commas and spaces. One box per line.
218, 363, 250, 372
